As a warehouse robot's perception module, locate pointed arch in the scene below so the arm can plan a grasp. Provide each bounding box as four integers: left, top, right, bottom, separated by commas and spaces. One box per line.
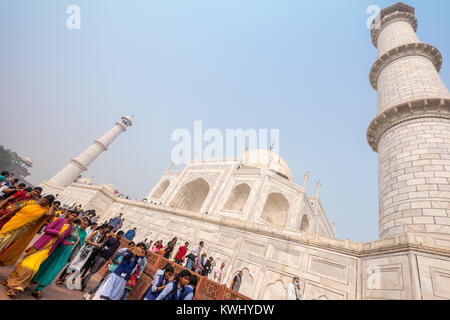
300, 214, 309, 232
223, 183, 251, 213
172, 178, 210, 212
260, 193, 290, 228
263, 280, 287, 300
232, 268, 254, 297
152, 180, 170, 199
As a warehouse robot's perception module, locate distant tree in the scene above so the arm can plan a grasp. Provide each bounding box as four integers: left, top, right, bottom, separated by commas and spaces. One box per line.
0, 145, 23, 174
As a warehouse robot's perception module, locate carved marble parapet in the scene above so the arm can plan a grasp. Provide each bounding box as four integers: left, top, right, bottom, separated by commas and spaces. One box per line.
367, 98, 450, 152
369, 42, 443, 90
371, 11, 418, 48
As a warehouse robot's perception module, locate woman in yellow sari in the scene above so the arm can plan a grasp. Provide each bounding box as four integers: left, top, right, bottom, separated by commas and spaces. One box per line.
0, 211, 55, 266
0, 187, 42, 230
0, 195, 55, 256
5, 210, 78, 297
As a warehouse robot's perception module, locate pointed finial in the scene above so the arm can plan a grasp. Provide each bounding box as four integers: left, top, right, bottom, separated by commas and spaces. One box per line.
315, 180, 322, 197
190, 152, 197, 162
303, 172, 310, 187
332, 221, 336, 234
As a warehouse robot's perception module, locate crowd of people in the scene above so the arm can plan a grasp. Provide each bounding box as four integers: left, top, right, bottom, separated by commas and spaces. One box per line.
0, 170, 302, 300
0, 171, 246, 300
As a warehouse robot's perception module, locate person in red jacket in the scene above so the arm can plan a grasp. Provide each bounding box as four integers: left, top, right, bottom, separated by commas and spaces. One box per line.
174, 242, 189, 265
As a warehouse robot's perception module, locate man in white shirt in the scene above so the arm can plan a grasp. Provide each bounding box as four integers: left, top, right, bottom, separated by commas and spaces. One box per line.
185, 241, 204, 271
286, 276, 301, 300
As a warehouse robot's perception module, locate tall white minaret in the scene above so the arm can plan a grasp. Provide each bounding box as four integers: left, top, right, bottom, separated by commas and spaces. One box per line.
47, 116, 133, 187
367, 3, 450, 239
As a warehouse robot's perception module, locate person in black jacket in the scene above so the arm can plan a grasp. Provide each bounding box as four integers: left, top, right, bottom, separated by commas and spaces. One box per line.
201, 257, 214, 276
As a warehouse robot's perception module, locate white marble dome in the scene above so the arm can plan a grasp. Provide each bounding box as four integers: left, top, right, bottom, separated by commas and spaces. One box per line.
242, 149, 293, 180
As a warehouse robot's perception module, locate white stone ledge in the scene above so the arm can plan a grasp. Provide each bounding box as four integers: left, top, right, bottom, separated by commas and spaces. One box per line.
370, 42, 443, 90
367, 98, 450, 152
371, 11, 418, 48
55, 183, 450, 258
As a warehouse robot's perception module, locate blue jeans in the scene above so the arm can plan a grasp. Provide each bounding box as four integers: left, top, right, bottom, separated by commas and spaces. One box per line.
186, 258, 195, 270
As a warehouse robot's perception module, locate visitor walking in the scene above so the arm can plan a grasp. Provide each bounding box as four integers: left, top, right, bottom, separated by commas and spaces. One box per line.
83, 241, 136, 299
123, 227, 137, 241
0, 195, 56, 259
286, 276, 301, 300
30, 217, 90, 299
57, 223, 110, 289
5, 210, 78, 297
185, 241, 204, 271
108, 213, 123, 231
0, 187, 42, 231
214, 262, 225, 283
231, 270, 243, 293
174, 242, 189, 265
92, 243, 146, 300
163, 237, 177, 259
195, 253, 207, 274
201, 256, 214, 277
80, 230, 124, 291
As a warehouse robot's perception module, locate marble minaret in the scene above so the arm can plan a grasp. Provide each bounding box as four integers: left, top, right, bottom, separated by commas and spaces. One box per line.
47, 116, 133, 187
367, 3, 450, 239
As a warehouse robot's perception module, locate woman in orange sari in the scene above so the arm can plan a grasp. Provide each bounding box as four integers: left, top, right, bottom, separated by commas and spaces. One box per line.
0, 187, 43, 230
0, 211, 55, 266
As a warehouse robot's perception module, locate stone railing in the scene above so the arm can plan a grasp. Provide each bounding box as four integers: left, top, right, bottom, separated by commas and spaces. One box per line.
126, 252, 251, 300
53, 183, 450, 260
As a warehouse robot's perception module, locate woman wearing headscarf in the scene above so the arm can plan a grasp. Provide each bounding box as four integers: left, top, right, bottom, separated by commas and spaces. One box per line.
5, 210, 78, 297
30, 217, 90, 299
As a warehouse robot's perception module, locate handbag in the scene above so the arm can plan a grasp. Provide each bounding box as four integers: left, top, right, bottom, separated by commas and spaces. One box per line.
186, 253, 196, 260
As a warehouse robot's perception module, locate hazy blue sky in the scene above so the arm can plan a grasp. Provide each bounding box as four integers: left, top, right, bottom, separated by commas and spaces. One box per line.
1, 1, 449, 242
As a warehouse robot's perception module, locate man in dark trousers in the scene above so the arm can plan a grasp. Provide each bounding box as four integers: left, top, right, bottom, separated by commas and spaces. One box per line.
201, 256, 214, 277
81, 230, 124, 291
231, 270, 244, 293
